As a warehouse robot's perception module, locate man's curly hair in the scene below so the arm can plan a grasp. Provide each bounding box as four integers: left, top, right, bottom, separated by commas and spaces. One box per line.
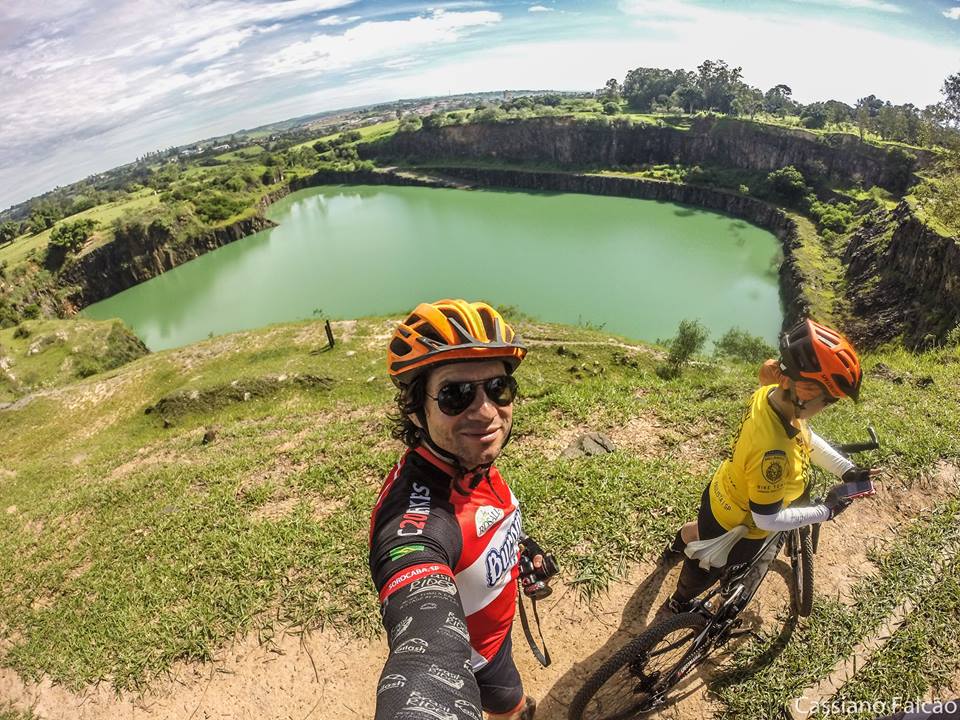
389, 375, 427, 448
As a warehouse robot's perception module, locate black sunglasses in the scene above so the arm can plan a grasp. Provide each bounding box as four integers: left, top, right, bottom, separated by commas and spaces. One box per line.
427, 375, 518, 416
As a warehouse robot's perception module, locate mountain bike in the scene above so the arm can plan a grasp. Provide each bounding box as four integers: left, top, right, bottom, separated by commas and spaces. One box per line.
568, 428, 880, 720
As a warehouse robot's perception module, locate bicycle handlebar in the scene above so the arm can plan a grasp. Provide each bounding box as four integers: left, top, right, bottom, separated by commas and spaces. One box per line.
836, 426, 880, 456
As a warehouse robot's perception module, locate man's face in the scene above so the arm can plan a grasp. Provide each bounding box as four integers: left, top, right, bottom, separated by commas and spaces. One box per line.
415, 360, 514, 469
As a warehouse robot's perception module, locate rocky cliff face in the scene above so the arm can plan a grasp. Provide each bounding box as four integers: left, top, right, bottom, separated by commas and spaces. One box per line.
373, 117, 921, 193
844, 202, 960, 348
61, 215, 274, 307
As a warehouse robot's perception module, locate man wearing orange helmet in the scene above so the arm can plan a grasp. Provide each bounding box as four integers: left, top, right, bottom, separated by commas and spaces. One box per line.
369, 300, 545, 720
663, 318, 881, 613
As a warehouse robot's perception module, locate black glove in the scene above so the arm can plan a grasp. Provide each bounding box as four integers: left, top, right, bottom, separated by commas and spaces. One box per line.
842, 467, 872, 483
824, 484, 853, 520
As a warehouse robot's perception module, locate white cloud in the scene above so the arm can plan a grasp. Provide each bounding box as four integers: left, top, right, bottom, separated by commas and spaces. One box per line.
264, 9, 502, 77
173, 28, 256, 67
529, 5, 553, 12
316, 14, 362, 25
840, 0, 902, 11
787, 0, 903, 12
944, 6, 960, 19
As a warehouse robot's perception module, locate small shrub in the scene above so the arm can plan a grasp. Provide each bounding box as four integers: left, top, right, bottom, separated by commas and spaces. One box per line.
738, 184, 750, 195
13, 324, 30, 339
714, 328, 777, 363
22, 304, 40, 320
945, 323, 960, 348
657, 319, 709, 379
603, 102, 620, 116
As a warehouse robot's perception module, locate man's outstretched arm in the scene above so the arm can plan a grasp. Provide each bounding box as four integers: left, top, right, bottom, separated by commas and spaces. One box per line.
375, 564, 483, 720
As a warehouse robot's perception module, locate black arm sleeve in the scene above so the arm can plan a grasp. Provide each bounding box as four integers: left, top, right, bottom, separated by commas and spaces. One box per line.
375, 569, 484, 720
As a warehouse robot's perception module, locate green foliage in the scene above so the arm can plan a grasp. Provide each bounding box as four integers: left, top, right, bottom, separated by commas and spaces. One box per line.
191, 190, 248, 223
398, 116, 423, 132
48, 218, 98, 252
0, 221, 19, 245
761, 165, 811, 208
602, 101, 620, 116
657, 319, 709, 378
713, 328, 777, 363
472, 107, 504, 124
623, 66, 695, 112
12, 324, 30, 339
808, 199, 856, 234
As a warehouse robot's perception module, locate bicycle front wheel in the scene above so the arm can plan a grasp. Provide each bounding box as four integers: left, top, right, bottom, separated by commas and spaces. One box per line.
789, 526, 814, 617
568, 612, 709, 720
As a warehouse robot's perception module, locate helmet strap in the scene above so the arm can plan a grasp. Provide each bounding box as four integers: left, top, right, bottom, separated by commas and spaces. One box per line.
416, 418, 494, 494
787, 383, 806, 413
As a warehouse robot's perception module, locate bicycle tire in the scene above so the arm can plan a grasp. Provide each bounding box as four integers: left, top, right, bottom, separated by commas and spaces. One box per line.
790, 526, 814, 617
568, 612, 710, 720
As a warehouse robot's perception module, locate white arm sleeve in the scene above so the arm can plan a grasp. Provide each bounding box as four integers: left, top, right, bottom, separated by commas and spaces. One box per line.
752, 504, 831, 532
810, 431, 855, 477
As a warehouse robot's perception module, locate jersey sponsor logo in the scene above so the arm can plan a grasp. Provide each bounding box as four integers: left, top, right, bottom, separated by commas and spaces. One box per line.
484, 511, 522, 587
441, 611, 470, 641
390, 615, 413, 644
427, 664, 465, 690
395, 637, 429, 654
475, 505, 504, 536
455, 699, 483, 720
377, 674, 407, 694
761, 450, 787, 483
409, 574, 457, 597
398, 482, 432, 536
404, 691, 458, 720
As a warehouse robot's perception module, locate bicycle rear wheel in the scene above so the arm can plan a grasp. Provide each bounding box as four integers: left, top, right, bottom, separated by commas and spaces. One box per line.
789, 526, 814, 617
568, 612, 709, 720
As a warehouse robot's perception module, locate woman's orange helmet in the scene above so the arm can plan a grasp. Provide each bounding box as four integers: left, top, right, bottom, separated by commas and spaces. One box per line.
778, 318, 862, 401
387, 299, 527, 387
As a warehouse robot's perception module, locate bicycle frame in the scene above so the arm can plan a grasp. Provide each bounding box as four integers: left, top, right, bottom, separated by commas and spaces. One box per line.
652, 531, 787, 694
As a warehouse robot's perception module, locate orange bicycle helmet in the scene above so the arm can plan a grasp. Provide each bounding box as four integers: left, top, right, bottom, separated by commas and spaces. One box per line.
778, 318, 862, 401
388, 299, 527, 386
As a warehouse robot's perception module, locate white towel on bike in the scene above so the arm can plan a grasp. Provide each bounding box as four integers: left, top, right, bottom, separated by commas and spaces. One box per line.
684, 525, 749, 570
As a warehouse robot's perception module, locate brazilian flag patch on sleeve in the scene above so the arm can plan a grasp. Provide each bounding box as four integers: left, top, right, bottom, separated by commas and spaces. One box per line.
761, 450, 787, 483
388, 544, 426, 561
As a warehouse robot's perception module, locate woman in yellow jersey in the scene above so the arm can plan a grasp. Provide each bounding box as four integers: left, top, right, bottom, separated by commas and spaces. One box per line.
664, 318, 880, 613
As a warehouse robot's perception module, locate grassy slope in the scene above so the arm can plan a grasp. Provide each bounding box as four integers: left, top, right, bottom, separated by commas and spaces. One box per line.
0, 316, 957, 698
0, 319, 147, 403
0, 192, 160, 267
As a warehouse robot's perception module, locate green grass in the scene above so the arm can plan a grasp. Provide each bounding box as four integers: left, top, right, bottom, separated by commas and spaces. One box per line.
214, 146, 266, 162
0, 314, 957, 694
784, 211, 845, 323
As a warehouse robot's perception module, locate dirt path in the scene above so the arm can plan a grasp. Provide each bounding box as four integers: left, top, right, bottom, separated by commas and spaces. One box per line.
2, 465, 957, 720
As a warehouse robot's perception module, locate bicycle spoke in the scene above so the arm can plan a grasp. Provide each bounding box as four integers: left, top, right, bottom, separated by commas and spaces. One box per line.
580, 624, 703, 720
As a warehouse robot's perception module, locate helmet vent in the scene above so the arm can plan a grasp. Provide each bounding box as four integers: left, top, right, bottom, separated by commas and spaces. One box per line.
390, 338, 412, 357
477, 307, 498, 341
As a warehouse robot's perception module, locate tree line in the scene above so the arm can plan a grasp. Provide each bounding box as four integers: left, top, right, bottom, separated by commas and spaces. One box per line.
596, 60, 959, 147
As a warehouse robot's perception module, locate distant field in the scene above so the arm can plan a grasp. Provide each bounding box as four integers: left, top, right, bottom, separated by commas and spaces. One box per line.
214, 146, 265, 162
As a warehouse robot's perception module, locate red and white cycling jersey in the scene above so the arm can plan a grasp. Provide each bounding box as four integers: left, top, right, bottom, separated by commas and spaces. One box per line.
369, 446, 521, 666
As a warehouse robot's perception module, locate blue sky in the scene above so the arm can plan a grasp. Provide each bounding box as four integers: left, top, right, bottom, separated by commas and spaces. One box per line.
1, 0, 958, 209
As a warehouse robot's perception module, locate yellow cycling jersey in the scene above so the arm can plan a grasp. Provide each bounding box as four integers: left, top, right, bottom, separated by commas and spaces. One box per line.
708, 385, 812, 539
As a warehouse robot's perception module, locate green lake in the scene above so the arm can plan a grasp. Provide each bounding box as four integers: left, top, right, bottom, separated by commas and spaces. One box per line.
83, 185, 784, 351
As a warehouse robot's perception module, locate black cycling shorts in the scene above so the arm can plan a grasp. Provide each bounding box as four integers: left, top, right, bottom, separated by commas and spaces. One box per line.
474, 630, 524, 714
